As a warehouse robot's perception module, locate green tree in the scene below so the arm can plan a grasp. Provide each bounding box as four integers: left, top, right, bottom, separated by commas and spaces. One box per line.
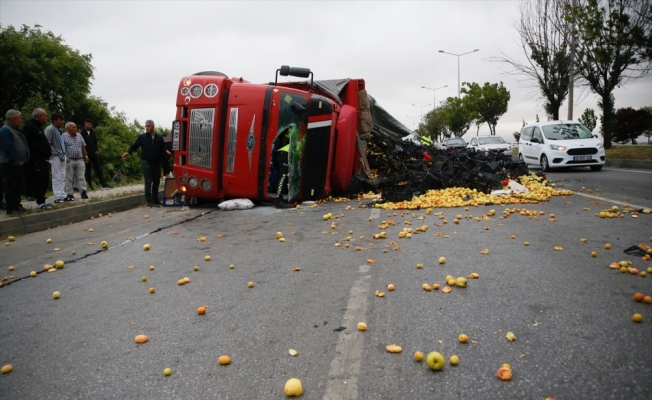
461, 82, 511, 135
642, 106, 652, 144
490, 0, 574, 120
0, 24, 94, 120
613, 107, 652, 143
567, 0, 652, 148
420, 107, 450, 143
578, 108, 598, 131
439, 97, 474, 138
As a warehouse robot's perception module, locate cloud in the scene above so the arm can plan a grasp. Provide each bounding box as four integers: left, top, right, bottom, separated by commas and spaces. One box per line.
2, 0, 650, 140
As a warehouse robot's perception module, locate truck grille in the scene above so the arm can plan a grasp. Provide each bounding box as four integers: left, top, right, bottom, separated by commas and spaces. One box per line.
226, 108, 238, 173
189, 108, 214, 168
567, 148, 597, 155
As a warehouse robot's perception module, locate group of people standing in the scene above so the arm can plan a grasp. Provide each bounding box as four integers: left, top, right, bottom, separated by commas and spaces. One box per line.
0, 108, 110, 215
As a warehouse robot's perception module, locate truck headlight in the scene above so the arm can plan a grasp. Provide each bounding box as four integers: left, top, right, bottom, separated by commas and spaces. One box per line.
550, 144, 566, 151
188, 177, 199, 188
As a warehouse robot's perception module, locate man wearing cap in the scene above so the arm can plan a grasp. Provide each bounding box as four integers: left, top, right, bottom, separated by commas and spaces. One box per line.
62, 121, 89, 201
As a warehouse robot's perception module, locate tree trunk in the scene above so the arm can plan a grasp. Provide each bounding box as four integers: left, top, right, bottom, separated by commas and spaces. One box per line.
600, 91, 615, 149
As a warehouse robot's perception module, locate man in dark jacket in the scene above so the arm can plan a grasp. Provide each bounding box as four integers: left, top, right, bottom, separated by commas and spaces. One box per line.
122, 119, 165, 207
23, 108, 53, 208
80, 118, 110, 190
0, 109, 30, 215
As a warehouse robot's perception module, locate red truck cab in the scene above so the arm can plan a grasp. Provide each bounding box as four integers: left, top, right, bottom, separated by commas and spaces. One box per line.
171, 66, 364, 203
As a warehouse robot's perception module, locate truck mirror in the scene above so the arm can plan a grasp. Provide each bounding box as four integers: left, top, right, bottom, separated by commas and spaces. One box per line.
288, 67, 311, 78
279, 65, 291, 76
276, 65, 314, 86
531, 137, 539, 143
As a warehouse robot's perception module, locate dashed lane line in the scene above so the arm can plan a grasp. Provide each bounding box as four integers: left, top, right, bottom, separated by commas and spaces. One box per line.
324, 264, 371, 400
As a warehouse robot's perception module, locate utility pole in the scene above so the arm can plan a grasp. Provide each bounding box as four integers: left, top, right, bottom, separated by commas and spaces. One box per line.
567, 0, 577, 120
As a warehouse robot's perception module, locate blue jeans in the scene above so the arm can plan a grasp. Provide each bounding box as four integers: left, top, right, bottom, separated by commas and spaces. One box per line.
141, 160, 161, 203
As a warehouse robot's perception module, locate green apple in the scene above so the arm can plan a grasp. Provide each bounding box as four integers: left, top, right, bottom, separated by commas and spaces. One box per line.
455, 277, 467, 288
426, 351, 445, 371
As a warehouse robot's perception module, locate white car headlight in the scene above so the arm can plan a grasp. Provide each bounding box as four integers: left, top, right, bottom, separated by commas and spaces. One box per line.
596, 142, 603, 149
506, 145, 512, 151
550, 144, 566, 151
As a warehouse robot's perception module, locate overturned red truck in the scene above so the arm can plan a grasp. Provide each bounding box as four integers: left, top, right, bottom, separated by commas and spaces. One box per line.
170, 66, 410, 204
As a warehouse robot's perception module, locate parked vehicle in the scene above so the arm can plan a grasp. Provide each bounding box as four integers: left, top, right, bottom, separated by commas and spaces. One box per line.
468, 135, 512, 154
437, 137, 468, 151
518, 120, 605, 171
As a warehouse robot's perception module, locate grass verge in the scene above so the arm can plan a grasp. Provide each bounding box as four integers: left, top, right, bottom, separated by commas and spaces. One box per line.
605, 145, 652, 161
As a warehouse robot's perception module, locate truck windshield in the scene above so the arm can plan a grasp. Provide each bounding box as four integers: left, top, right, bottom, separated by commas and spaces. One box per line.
542, 124, 594, 140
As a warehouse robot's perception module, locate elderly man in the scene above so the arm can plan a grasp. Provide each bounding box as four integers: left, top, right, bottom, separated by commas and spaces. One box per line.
44, 113, 67, 204
23, 108, 53, 208
0, 109, 30, 215
122, 119, 165, 207
62, 121, 89, 201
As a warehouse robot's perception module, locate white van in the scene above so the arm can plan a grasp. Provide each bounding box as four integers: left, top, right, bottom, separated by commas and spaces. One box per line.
518, 121, 605, 171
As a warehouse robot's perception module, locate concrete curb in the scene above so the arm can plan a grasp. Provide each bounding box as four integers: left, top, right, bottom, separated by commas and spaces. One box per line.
604, 158, 652, 171
0, 192, 148, 237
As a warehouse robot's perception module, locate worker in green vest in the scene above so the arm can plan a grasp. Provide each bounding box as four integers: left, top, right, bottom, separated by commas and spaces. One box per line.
273, 128, 294, 208
421, 131, 432, 146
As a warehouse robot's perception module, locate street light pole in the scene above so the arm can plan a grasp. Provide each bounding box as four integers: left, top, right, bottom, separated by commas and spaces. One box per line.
406, 115, 420, 130
438, 49, 479, 98
421, 85, 448, 108
412, 103, 431, 122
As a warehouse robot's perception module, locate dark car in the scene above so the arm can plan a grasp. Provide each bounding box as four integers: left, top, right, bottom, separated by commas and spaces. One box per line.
437, 137, 468, 151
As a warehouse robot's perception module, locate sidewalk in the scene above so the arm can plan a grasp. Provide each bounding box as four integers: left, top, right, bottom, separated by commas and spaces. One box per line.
0, 184, 152, 236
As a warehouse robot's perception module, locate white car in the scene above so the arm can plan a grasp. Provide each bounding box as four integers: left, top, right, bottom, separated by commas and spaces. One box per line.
468, 136, 512, 154
518, 120, 605, 171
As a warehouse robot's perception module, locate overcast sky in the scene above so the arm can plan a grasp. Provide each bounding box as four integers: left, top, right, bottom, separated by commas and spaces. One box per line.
2, 0, 651, 142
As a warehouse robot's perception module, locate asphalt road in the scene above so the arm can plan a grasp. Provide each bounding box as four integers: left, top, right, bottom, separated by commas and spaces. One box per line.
1, 167, 651, 400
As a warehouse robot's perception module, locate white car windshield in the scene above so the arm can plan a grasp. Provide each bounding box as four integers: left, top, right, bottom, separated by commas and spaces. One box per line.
478, 137, 505, 145
447, 138, 465, 145
542, 124, 594, 140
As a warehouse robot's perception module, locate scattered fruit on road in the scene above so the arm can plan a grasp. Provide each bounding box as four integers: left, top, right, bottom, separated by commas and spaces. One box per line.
197, 306, 206, 315
439, 257, 446, 264
204, 255, 211, 261
143, 244, 150, 251
47, 238, 52, 243
459, 334, 469, 343
426, 351, 445, 371
506, 332, 516, 341
163, 368, 171, 376
634, 293, 645, 302
248, 282, 254, 288
385, 344, 402, 353
387, 284, 395, 291
141, 276, 147, 282
101, 241, 108, 249
1, 364, 13, 374
149, 288, 155, 294
357, 322, 367, 331
284, 378, 303, 397
604, 243, 611, 249
497, 363, 513, 381
414, 351, 424, 362
449, 355, 459, 366
52, 291, 60, 299
135, 335, 148, 344
55, 260, 64, 269
632, 314, 643, 323
30, 271, 36, 277
218, 355, 231, 365
193, 266, 199, 271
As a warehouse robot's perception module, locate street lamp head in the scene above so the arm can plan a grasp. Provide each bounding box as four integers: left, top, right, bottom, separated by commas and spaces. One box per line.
438, 50, 444, 53
473, 49, 479, 52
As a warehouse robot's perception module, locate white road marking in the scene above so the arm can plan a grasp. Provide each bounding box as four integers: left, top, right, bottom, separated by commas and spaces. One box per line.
603, 168, 652, 174
324, 264, 371, 400
574, 192, 651, 210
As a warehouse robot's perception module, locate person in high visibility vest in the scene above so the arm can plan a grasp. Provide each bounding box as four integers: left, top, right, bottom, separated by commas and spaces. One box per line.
273, 128, 294, 208
421, 131, 432, 146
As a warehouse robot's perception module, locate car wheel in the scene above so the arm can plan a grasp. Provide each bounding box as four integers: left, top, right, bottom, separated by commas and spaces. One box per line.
540, 154, 550, 172
590, 165, 603, 171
